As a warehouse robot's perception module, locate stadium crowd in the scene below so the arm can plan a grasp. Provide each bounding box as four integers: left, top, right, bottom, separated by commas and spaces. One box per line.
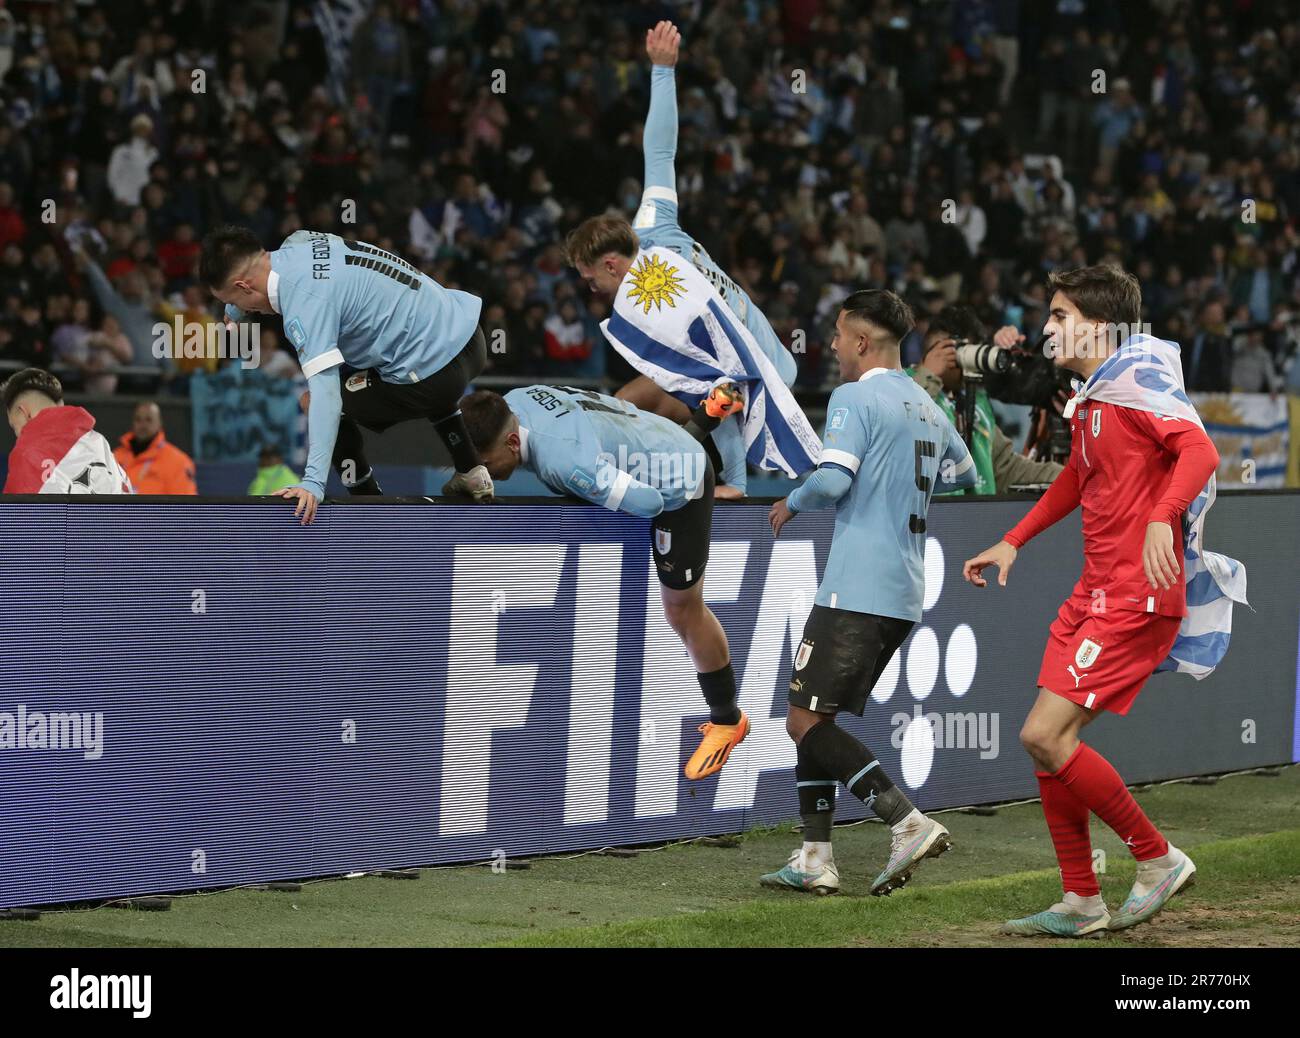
0, 0, 1299, 400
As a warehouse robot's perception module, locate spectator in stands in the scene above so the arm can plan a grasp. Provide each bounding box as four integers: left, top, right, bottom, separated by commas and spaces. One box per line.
112, 401, 197, 495
2, 368, 131, 494
52, 302, 133, 395
107, 114, 159, 208
247, 444, 298, 496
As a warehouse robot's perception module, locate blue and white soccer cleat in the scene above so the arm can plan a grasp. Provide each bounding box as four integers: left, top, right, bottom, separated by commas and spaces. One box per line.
1001, 900, 1112, 937
1108, 845, 1196, 930
869, 812, 952, 896
759, 848, 841, 896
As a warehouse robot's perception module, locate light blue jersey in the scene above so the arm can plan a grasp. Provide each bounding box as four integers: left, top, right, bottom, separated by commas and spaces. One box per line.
633, 66, 798, 490
237, 230, 482, 499
787, 368, 976, 621
506, 386, 709, 518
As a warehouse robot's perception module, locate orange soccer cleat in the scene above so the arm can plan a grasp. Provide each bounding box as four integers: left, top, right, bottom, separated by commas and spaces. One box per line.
702, 382, 745, 420
683, 712, 750, 780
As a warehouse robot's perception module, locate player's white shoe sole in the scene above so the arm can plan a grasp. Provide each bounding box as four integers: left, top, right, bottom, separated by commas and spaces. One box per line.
442, 464, 495, 502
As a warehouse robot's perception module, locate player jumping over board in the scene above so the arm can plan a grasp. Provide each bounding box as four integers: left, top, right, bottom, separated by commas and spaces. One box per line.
459, 382, 751, 780
201, 226, 494, 523
568, 20, 802, 497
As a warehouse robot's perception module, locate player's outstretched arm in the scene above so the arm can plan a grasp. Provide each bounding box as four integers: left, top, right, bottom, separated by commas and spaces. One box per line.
641, 21, 681, 202
963, 540, 1018, 587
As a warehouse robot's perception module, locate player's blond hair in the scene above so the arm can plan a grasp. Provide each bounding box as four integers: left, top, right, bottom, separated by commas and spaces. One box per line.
564, 216, 639, 268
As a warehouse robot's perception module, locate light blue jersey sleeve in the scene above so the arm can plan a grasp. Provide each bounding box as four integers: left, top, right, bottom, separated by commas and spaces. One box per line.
632, 66, 691, 251
281, 288, 344, 499
508, 387, 666, 518
787, 385, 867, 513
936, 421, 978, 491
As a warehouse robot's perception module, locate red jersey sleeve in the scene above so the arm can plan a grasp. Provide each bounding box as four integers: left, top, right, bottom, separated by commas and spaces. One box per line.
1133, 411, 1220, 526
1003, 451, 1081, 548
3, 440, 45, 493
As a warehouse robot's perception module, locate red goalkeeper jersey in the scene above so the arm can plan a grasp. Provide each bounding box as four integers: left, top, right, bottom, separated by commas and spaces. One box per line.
1003, 398, 1219, 617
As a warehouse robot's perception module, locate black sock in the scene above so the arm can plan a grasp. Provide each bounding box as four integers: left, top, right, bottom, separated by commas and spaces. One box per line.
796, 741, 836, 843
801, 720, 915, 826
682, 400, 721, 444
697, 663, 740, 725
346, 470, 383, 495
332, 417, 376, 492
432, 410, 481, 472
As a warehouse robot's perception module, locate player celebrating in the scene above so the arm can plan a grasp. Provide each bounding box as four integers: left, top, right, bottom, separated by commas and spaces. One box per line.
200, 226, 493, 524
458, 382, 750, 780
569, 20, 801, 496
963, 265, 1242, 936
762, 290, 977, 897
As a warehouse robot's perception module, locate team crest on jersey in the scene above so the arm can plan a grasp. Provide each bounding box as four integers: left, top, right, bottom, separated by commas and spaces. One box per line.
794, 639, 814, 671
1092, 409, 1102, 438
828, 407, 848, 431
345, 373, 368, 392
286, 317, 308, 351
566, 468, 596, 495
1075, 638, 1103, 669
654, 528, 672, 555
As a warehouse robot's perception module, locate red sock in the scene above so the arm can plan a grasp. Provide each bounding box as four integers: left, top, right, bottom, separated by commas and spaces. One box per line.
1055, 743, 1168, 861
1037, 770, 1099, 897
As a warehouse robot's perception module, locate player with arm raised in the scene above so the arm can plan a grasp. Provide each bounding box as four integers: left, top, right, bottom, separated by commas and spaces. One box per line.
963, 265, 1236, 936
201, 226, 494, 524
761, 290, 977, 897
458, 383, 750, 781
572, 20, 800, 498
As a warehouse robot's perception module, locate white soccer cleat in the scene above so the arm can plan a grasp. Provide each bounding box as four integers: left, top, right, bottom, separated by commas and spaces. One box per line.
759, 847, 841, 896
1108, 844, 1197, 930
1002, 894, 1112, 937
869, 811, 952, 896
442, 464, 495, 502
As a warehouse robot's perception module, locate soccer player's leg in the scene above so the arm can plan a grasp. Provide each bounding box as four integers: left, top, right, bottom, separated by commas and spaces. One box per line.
425, 326, 494, 501
652, 464, 749, 779
765, 606, 952, 896
615, 374, 691, 422
1006, 598, 1192, 936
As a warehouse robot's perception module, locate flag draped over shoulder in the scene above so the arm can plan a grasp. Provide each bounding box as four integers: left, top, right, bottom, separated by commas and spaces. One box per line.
600, 247, 821, 478
1065, 334, 1248, 679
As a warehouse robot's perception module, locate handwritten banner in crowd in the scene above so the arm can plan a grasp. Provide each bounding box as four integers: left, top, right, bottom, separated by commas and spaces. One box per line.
190, 369, 306, 464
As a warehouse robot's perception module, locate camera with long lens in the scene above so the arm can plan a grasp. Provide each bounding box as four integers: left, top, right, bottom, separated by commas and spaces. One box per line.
951, 334, 1075, 464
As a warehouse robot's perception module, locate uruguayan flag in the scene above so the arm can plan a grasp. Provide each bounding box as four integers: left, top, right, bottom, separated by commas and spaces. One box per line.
1064, 333, 1248, 679
600, 247, 821, 478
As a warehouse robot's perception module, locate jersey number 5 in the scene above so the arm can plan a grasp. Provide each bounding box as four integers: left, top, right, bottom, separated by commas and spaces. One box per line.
910, 439, 936, 534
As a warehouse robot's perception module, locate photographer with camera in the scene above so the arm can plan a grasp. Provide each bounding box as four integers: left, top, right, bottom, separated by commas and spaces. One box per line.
908, 305, 1063, 494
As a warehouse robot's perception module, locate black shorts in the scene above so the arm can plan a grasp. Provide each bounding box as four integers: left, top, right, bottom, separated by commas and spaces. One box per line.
788, 605, 914, 716
338, 324, 487, 432
651, 460, 715, 591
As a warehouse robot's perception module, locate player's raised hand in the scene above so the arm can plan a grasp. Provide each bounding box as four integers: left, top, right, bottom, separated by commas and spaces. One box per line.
963, 540, 1017, 587
1142, 521, 1180, 590
276, 485, 320, 525
646, 20, 680, 67
769, 498, 795, 538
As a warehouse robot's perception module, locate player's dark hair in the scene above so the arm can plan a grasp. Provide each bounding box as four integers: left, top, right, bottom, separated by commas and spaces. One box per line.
2, 368, 63, 412
564, 215, 639, 268
199, 224, 264, 288
925, 305, 987, 352
1047, 264, 1142, 329
840, 289, 915, 345
460, 390, 515, 450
